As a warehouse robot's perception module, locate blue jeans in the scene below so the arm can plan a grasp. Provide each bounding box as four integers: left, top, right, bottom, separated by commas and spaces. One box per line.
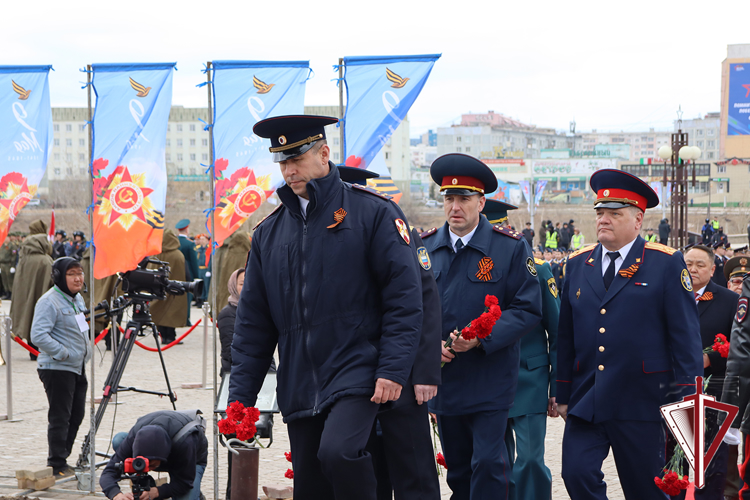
112, 433, 205, 500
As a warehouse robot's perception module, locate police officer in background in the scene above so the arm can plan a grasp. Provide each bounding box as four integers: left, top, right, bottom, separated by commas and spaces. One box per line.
712, 241, 728, 287
483, 200, 561, 500
557, 169, 702, 500
229, 116, 423, 500
645, 228, 658, 243
339, 166, 441, 500
422, 154, 542, 499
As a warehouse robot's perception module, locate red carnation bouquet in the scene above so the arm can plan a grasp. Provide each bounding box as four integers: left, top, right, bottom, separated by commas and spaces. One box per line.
703, 333, 730, 358
442, 295, 502, 367
285, 451, 294, 479
218, 401, 261, 442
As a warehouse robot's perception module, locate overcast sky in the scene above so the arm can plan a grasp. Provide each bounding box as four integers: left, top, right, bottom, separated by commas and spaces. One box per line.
4, 0, 746, 136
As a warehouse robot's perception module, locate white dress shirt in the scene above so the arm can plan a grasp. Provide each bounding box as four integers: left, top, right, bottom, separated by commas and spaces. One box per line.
601, 237, 638, 276
298, 196, 310, 218
449, 224, 478, 252
694, 285, 707, 303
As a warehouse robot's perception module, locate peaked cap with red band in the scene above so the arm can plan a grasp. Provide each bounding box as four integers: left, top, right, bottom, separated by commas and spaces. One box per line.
430, 153, 498, 196
589, 169, 659, 211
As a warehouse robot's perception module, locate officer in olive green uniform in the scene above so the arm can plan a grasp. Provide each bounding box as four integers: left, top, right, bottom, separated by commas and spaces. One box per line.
0, 235, 17, 299
483, 200, 561, 500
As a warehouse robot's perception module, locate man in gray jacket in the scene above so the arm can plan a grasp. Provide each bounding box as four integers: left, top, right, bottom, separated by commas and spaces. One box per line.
31, 257, 91, 477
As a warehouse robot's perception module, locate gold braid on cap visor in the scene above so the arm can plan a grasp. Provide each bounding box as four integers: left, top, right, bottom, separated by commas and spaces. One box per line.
269, 134, 324, 152
440, 185, 485, 194
594, 197, 641, 207
487, 216, 508, 224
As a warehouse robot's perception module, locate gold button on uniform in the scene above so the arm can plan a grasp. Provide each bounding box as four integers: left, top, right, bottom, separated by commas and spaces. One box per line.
599, 346, 605, 352
600, 309, 606, 315
599, 327, 605, 333
598, 365, 604, 371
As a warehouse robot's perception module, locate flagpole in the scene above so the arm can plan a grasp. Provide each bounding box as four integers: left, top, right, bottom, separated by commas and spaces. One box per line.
338, 58, 345, 160
86, 63, 96, 493
206, 61, 219, 500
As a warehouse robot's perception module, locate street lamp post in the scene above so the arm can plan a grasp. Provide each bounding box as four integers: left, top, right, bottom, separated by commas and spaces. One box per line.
658, 112, 701, 249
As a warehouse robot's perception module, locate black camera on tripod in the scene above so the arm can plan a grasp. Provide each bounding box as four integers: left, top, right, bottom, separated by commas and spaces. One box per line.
121, 258, 203, 301
115, 456, 155, 497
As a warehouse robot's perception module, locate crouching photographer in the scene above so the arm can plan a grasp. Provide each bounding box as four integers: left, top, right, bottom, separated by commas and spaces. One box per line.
100, 410, 208, 500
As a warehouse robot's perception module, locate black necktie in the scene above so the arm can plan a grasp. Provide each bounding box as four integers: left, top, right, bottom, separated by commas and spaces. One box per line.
455, 238, 464, 253
603, 251, 620, 291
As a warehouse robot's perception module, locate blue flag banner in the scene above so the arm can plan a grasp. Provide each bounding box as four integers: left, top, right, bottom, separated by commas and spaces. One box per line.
90, 62, 175, 278
210, 60, 309, 246
341, 54, 440, 202
0, 65, 53, 245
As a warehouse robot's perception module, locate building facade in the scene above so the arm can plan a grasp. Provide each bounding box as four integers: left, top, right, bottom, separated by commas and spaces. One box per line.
579, 128, 672, 163
673, 113, 721, 161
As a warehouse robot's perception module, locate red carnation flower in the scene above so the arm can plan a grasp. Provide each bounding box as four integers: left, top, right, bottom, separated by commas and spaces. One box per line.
484, 295, 499, 307
226, 401, 245, 422
214, 158, 229, 180
217, 418, 236, 435
489, 305, 502, 321
235, 420, 257, 441
461, 325, 476, 340
285, 451, 292, 463
92, 158, 109, 178
442, 295, 502, 366
436, 452, 447, 469
285, 469, 294, 479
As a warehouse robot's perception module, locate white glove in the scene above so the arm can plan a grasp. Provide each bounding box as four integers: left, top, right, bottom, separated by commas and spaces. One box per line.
724, 428, 742, 445
10, 267, 14, 274
205, 272, 211, 277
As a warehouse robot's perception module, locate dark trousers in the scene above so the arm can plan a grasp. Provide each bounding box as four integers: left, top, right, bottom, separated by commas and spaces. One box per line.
38, 368, 88, 469
438, 409, 511, 500
504, 413, 552, 500
158, 326, 176, 344
727, 444, 742, 497
286, 396, 379, 500
369, 397, 440, 500
562, 415, 668, 500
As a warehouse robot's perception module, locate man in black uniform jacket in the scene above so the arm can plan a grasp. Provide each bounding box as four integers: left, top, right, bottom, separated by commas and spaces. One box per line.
229, 117, 424, 500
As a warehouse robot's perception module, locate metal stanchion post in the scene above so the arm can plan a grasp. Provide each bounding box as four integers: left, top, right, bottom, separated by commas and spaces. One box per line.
202, 302, 210, 389
1, 315, 19, 422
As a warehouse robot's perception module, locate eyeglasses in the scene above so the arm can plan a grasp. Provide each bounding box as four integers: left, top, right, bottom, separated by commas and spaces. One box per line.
730, 278, 743, 284
66, 272, 85, 278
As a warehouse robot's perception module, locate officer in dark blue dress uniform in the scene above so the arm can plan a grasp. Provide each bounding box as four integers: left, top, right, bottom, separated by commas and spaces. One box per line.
339, 166, 441, 500
682, 245, 740, 499
229, 116, 424, 500
482, 200, 561, 500
422, 154, 542, 500
712, 241, 728, 287
557, 169, 703, 500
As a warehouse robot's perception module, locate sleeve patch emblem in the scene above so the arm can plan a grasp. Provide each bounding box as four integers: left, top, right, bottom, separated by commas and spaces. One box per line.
417, 247, 431, 270
395, 219, 410, 244
737, 297, 748, 323
681, 268, 693, 292
526, 257, 537, 276
547, 277, 558, 299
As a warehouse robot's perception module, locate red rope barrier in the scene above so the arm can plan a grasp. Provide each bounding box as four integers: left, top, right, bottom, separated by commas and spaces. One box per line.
13, 336, 40, 357
134, 318, 203, 352
94, 327, 110, 345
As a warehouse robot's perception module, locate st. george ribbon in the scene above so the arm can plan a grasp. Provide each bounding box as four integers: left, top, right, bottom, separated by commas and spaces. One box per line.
660, 376, 739, 488
90, 63, 175, 279
339, 54, 440, 203
210, 60, 309, 247
0, 65, 53, 245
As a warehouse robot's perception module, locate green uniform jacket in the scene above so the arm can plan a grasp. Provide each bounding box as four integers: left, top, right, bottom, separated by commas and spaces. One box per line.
509, 259, 560, 417
178, 234, 200, 283
10, 224, 53, 341
213, 231, 251, 315
151, 230, 188, 328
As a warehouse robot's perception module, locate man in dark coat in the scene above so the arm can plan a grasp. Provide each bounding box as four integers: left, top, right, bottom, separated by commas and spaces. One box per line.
559, 222, 571, 251
684, 245, 739, 499
702, 218, 714, 245
557, 170, 702, 500
176, 219, 199, 324
712, 241, 728, 287
229, 116, 423, 500
339, 166, 441, 500
100, 410, 208, 500
659, 217, 671, 245
423, 155, 542, 499
10, 220, 53, 351
522, 222, 534, 247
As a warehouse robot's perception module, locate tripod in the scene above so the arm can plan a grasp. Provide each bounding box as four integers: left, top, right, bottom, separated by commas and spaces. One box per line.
77, 298, 176, 468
